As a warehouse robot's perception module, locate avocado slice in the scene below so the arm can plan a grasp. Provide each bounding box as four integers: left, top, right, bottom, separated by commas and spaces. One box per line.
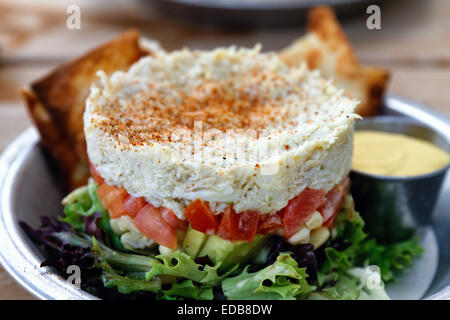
182, 226, 208, 258
198, 234, 269, 271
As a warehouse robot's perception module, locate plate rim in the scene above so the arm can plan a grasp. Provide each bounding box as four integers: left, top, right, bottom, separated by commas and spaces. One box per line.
0, 128, 98, 300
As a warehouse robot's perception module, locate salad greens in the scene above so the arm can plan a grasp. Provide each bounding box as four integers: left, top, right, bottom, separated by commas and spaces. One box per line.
147, 251, 238, 286
61, 182, 125, 251
316, 203, 423, 287
222, 254, 313, 300
21, 181, 423, 300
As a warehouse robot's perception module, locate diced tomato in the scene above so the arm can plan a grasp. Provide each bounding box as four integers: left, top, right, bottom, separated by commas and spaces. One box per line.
319, 177, 350, 226
96, 183, 115, 208
217, 206, 240, 241
185, 199, 219, 234
282, 188, 325, 238
217, 206, 259, 242
123, 195, 148, 217
161, 208, 188, 230
237, 211, 259, 242
89, 161, 104, 185
96, 183, 128, 218
107, 190, 129, 218
258, 212, 283, 234
134, 204, 177, 249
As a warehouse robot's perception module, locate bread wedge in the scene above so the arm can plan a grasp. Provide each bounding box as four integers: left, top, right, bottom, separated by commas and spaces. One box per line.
22, 29, 147, 190
279, 6, 389, 117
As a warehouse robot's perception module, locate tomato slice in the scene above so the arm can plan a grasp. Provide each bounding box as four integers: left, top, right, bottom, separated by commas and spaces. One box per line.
123, 195, 148, 218
89, 161, 104, 185
258, 212, 283, 234
238, 211, 259, 242
185, 199, 219, 234
134, 204, 177, 249
217, 206, 240, 241
319, 177, 350, 226
282, 188, 325, 238
161, 208, 188, 230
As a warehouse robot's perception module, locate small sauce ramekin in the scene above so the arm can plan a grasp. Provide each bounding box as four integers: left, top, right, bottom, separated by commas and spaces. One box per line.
350, 116, 450, 243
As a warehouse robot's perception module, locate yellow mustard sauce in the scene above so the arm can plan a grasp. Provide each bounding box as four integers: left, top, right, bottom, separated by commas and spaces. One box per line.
353, 130, 450, 176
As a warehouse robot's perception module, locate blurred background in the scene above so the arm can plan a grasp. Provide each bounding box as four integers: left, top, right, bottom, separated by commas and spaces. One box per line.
0, 0, 449, 299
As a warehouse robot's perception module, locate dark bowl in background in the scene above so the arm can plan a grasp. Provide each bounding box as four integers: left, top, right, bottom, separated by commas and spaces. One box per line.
147, 0, 377, 27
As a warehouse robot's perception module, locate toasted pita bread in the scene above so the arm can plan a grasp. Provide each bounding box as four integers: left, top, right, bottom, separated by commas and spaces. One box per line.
22, 29, 147, 190
279, 6, 389, 117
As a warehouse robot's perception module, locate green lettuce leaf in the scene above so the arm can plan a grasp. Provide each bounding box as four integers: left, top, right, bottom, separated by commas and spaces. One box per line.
317, 207, 367, 286
146, 251, 238, 286
62, 182, 104, 229
93, 238, 161, 295
158, 280, 214, 300
309, 268, 389, 300
102, 266, 162, 295
61, 181, 125, 251
92, 237, 153, 272
93, 238, 215, 299
356, 237, 424, 283
318, 201, 423, 286
222, 253, 314, 300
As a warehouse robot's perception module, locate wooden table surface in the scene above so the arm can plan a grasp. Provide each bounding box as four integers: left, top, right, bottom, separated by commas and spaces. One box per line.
0, 0, 449, 299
